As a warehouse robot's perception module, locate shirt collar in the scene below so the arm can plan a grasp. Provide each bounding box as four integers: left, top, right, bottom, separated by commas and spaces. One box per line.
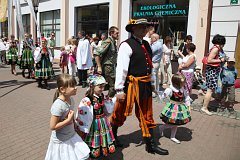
170, 85, 183, 93
132, 35, 143, 44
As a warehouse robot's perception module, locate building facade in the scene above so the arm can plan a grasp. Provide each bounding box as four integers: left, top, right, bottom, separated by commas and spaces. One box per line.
1, 0, 239, 74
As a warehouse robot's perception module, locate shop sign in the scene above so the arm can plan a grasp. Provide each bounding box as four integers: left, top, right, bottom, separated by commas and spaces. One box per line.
133, 4, 187, 17
230, 0, 238, 5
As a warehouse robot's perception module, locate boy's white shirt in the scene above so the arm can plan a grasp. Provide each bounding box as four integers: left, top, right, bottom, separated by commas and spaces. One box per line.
75, 94, 116, 133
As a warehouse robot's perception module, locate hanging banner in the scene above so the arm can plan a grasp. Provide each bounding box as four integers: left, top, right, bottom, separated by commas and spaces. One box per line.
8, 0, 13, 36
15, 0, 25, 40
0, 0, 8, 22
26, 0, 41, 44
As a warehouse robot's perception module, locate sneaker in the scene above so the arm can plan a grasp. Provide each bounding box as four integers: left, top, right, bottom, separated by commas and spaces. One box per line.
170, 138, 181, 144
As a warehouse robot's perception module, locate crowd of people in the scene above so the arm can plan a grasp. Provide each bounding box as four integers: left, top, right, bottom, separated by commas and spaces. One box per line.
0, 18, 238, 160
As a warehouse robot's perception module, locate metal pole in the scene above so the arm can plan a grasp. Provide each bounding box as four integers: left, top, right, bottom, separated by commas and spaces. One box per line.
35, 10, 38, 46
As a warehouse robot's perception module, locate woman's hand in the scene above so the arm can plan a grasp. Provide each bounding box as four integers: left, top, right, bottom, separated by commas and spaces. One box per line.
220, 57, 225, 63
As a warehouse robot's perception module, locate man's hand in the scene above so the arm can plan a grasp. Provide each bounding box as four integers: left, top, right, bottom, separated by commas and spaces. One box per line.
116, 93, 126, 103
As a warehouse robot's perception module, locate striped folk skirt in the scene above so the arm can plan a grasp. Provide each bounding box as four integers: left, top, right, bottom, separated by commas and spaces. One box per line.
35, 56, 54, 79
84, 116, 115, 158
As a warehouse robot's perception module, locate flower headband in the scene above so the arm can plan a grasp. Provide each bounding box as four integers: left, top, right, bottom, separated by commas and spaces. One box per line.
87, 74, 106, 87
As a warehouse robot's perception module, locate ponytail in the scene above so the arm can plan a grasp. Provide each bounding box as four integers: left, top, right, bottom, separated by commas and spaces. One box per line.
53, 89, 60, 103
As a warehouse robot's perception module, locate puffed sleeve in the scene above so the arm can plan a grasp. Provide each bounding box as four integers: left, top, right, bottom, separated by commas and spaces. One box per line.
75, 97, 93, 133
103, 96, 117, 116
159, 88, 172, 103
34, 47, 41, 63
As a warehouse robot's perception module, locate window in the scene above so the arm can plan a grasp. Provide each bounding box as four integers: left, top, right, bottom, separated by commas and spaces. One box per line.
40, 10, 60, 46
22, 14, 30, 34
76, 4, 109, 37
132, 0, 189, 45
0, 21, 8, 37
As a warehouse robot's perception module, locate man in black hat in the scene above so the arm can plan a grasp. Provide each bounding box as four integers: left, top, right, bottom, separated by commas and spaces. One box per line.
110, 18, 169, 155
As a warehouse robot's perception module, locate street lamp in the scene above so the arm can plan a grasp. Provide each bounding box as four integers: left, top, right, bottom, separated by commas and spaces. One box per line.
32, 0, 39, 46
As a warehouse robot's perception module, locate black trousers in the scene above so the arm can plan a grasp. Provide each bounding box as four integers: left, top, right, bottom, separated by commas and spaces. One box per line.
78, 69, 88, 83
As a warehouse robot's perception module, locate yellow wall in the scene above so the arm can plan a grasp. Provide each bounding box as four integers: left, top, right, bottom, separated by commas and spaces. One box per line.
194, 0, 210, 68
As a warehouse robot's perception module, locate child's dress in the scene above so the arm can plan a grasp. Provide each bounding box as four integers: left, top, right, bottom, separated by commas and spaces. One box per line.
60, 51, 68, 67
6, 47, 18, 65
45, 98, 90, 160
160, 85, 191, 125
76, 94, 116, 158
19, 47, 34, 69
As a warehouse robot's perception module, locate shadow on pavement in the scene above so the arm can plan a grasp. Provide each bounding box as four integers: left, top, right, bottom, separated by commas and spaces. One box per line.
156, 124, 192, 142
0, 80, 35, 98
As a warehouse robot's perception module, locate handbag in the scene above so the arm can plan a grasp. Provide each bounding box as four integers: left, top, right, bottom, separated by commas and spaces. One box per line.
202, 45, 221, 67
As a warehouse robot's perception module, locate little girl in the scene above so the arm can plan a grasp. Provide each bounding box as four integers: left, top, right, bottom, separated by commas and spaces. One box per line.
75, 74, 116, 159
59, 46, 68, 73
45, 74, 90, 160
159, 73, 191, 144
20, 41, 34, 78
6, 40, 18, 75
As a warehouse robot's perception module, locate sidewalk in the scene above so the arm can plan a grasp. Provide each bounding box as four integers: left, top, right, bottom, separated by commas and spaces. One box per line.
0, 63, 240, 160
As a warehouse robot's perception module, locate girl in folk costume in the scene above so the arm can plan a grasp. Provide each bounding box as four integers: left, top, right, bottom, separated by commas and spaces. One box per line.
19, 41, 34, 78
159, 73, 191, 144
6, 40, 18, 75
34, 38, 54, 90
75, 74, 116, 159
45, 74, 90, 160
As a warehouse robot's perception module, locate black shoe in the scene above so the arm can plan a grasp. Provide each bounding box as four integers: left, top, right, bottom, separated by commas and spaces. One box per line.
78, 82, 83, 86
37, 83, 43, 88
46, 86, 50, 90
145, 128, 169, 155
145, 138, 169, 155
82, 82, 87, 88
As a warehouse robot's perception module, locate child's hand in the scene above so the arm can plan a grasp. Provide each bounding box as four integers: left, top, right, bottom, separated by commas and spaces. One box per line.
66, 110, 74, 124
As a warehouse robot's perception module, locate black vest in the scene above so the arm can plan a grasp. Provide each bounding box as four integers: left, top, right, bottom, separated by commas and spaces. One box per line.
124, 37, 152, 99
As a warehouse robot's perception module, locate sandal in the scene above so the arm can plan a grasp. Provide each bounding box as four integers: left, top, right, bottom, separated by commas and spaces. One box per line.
201, 108, 213, 116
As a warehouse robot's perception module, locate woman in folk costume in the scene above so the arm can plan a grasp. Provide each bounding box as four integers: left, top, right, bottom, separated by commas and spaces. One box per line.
6, 40, 18, 75
19, 41, 34, 78
75, 74, 116, 159
110, 18, 168, 155
34, 38, 54, 90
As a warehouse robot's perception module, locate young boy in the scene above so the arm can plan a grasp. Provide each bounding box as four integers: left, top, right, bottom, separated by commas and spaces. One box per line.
219, 57, 237, 117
